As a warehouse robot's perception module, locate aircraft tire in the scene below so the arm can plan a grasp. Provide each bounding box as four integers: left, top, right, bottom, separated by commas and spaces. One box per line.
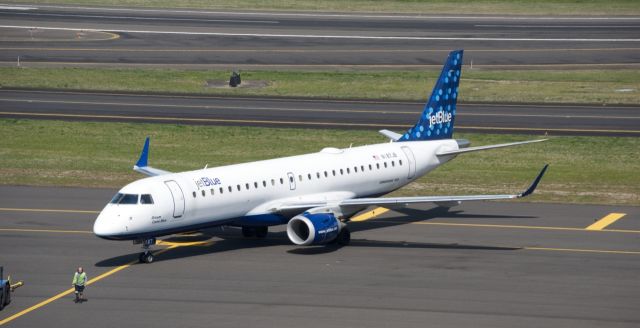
337, 228, 351, 246
139, 252, 154, 264
241, 227, 255, 238
0, 285, 5, 310
255, 227, 268, 238
4, 284, 10, 306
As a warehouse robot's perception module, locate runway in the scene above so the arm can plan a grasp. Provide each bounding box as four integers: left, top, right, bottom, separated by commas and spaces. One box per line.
0, 4, 639, 68
1, 89, 638, 136
0, 185, 638, 327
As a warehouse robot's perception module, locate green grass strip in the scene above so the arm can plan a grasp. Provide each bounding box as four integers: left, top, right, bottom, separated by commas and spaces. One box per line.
1, 119, 637, 205
6, 0, 640, 15
2, 67, 639, 104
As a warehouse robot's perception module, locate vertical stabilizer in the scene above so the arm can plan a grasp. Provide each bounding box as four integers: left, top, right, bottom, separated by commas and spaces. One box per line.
399, 50, 463, 141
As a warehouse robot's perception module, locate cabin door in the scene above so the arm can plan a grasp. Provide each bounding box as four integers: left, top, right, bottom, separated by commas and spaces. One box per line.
164, 180, 185, 219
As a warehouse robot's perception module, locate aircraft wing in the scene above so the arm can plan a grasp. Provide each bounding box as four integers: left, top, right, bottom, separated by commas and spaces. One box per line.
133, 137, 172, 177
339, 164, 547, 208
269, 164, 547, 214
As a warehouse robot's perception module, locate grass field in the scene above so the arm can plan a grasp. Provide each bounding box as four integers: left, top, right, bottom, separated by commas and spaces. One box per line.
1, 119, 637, 205
2, 67, 639, 104
6, 0, 640, 15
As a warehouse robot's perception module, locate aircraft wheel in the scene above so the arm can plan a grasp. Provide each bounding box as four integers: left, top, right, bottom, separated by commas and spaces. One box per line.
0, 286, 4, 310
241, 227, 255, 238
337, 228, 351, 246
4, 284, 10, 306
255, 227, 268, 238
139, 252, 154, 263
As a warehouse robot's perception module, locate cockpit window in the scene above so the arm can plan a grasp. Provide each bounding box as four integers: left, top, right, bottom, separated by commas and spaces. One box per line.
110, 193, 139, 205
140, 194, 154, 204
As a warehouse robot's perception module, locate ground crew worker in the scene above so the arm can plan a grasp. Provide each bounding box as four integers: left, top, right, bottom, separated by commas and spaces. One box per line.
72, 267, 87, 303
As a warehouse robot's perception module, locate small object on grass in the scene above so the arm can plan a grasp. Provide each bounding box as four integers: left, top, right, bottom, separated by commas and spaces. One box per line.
229, 70, 241, 87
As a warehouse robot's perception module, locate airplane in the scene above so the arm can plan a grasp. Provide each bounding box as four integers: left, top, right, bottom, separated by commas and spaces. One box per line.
93, 50, 548, 263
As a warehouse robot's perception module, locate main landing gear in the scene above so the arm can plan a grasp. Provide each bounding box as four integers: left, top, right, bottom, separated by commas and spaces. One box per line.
241, 226, 268, 239
335, 227, 351, 246
136, 238, 156, 263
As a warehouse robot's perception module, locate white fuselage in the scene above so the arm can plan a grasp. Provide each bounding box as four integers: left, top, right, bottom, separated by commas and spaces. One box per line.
93, 139, 459, 240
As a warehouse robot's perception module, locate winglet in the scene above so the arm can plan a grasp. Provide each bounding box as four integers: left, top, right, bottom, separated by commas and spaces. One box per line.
135, 136, 150, 168
518, 164, 549, 198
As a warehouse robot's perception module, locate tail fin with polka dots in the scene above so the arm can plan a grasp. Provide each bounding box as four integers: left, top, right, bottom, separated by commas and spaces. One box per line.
399, 50, 463, 141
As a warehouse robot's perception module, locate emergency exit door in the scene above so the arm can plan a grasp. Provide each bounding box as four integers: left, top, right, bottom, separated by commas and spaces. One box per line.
164, 180, 185, 218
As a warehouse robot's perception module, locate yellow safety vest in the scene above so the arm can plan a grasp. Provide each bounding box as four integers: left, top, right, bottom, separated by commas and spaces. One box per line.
72, 272, 87, 286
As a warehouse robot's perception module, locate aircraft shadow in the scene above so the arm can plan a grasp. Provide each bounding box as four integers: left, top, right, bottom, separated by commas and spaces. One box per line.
95, 222, 521, 266
347, 206, 537, 234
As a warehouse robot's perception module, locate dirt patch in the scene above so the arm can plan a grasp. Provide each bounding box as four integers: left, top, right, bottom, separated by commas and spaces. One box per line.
205, 80, 270, 89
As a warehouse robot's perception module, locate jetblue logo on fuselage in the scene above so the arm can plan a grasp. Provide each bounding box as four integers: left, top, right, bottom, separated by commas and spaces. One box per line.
195, 177, 222, 189
428, 110, 452, 127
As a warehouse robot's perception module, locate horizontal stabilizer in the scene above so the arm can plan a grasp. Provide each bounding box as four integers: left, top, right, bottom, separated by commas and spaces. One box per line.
436, 139, 547, 156
133, 137, 172, 177
379, 129, 402, 141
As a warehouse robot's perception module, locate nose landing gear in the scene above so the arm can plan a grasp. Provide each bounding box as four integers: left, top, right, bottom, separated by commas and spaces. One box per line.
135, 238, 156, 263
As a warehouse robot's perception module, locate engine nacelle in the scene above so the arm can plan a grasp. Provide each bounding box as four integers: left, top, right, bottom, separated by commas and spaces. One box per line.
286, 212, 342, 246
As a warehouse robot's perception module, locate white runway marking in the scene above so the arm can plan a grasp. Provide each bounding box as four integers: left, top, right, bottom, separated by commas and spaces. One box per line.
2, 12, 280, 24
1, 25, 639, 42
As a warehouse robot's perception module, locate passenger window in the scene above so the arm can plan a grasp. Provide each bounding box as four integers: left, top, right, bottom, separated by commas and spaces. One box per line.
384, 162, 388, 168
324, 171, 328, 177
340, 169, 343, 175
376, 163, 380, 169
192, 191, 196, 198
219, 187, 224, 194
399, 160, 403, 166
210, 188, 214, 195
332, 170, 336, 176
228, 186, 232, 192
246, 183, 250, 190
354, 166, 358, 173
308, 173, 312, 180
280, 178, 284, 184
361, 165, 365, 172
316, 172, 320, 179
369, 164, 373, 170
392, 161, 395, 167
140, 194, 154, 204
254, 182, 258, 188
346, 168, 350, 174
299, 175, 303, 182
263, 180, 267, 187
201, 190, 206, 197
237, 184, 241, 191
271, 179, 275, 186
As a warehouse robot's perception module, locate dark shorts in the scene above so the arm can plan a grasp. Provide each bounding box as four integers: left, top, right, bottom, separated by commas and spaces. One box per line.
74, 284, 85, 293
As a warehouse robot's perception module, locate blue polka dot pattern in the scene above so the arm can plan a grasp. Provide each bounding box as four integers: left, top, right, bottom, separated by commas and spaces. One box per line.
400, 50, 463, 141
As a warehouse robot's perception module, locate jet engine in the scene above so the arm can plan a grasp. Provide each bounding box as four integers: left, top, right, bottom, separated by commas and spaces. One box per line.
287, 212, 346, 246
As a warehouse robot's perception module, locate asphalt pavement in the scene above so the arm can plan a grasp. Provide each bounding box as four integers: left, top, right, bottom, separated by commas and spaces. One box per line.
0, 185, 638, 327
0, 4, 638, 68
1, 89, 638, 136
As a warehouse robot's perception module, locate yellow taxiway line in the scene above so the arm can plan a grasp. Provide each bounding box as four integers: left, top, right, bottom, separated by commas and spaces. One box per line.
585, 213, 627, 231
350, 207, 391, 222
0, 228, 92, 234
0, 207, 99, 214
407, 221, 640, 234
0, 245, 176, 326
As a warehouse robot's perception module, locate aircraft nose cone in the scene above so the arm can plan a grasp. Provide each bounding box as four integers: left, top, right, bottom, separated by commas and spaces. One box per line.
93, 209, 119, 239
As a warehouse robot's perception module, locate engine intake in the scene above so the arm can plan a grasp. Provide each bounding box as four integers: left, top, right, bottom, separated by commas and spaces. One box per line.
287, 212, 341, 246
